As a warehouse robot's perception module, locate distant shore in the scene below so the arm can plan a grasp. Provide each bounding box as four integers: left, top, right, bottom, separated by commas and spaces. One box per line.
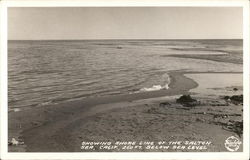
8, 71, 243, 152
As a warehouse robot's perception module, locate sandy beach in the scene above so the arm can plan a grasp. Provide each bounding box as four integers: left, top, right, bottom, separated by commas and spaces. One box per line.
8, 71, 243, 152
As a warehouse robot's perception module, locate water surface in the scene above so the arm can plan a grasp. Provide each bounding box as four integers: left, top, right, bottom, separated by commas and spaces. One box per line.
8, 39, 243, 110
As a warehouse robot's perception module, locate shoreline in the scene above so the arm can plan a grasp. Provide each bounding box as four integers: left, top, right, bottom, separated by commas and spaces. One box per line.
8, 71, 198, 113
8, 71, 243, 152
8, 71, 242, 113
8, 71, 197, 152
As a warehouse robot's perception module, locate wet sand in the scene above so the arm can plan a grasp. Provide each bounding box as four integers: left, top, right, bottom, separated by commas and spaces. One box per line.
8, 72, 243, 152
164, 46, 243, 64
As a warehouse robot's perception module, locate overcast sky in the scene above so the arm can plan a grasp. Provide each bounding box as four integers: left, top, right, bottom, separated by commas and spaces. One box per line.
8, 7, 243, 40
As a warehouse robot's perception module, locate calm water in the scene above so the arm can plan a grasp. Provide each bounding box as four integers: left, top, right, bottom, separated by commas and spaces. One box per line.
8, 40, 242, 110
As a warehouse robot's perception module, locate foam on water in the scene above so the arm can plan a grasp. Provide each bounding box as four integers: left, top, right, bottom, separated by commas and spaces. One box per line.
8, 40, 243, 109
140, 84, 169, 92
139, 73, 171, 92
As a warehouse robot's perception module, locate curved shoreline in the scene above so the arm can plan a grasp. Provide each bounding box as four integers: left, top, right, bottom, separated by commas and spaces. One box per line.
9, 71, 198, 152
9, 71, 244, 152
9, 71, 243, 152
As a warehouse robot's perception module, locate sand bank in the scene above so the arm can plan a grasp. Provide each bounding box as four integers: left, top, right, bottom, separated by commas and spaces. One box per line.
8, 72, 243, 152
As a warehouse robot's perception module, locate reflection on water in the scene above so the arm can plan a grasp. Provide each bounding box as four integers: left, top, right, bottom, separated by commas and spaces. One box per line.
8, 40, 242, 109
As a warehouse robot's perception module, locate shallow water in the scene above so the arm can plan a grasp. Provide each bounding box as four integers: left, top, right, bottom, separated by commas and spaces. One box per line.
185, 73, 243, 96
8, 39, 242, 109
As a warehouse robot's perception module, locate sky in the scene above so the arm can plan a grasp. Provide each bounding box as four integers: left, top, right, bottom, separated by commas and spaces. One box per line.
8, 7, 243, 40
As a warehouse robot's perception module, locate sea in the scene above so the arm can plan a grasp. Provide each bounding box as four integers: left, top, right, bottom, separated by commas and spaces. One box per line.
8, 39, 243, 110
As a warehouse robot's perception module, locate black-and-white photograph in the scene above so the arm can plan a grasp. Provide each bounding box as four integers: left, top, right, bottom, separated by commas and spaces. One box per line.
6, 6, 245, 153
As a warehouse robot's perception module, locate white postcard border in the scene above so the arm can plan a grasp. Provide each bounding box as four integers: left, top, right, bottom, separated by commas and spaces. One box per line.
0, 0, 249, 160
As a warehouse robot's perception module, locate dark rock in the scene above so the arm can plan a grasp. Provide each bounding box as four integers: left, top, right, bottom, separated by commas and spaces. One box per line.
233, 88, 238, 91
230, 95, 243, 103
177, 95, 197, 103
223, 96, 230, 100
176, 95, 198, 107
223, 94, 243, 105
